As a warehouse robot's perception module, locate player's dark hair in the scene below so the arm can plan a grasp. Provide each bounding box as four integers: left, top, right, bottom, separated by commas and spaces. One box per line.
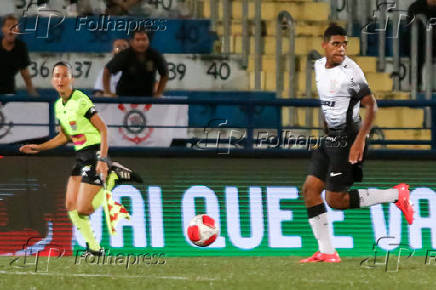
52, 61, 72, 74
1, 14, 18, 27
323, 23, 347, 42
130, 28, 154, 42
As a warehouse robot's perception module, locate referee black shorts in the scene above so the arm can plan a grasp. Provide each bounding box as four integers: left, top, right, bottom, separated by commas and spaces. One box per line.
309, 131, 368, 192
71, 144, 106, 186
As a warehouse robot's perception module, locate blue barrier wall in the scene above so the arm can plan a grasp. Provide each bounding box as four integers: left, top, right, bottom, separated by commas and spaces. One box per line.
8, 89, 281, 129
167, 91, 281, 129
1, 92, 436, 155
12, 17, 216, 53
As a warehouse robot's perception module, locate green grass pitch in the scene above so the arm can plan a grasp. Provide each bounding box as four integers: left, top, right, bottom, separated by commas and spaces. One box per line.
0, 256, 435, 289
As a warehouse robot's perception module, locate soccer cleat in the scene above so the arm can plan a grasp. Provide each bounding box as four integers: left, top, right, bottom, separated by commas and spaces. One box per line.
110, 162, 143, 184
83, 243, 105, 257
394, 183, 414, 225
299, 251, 341, 263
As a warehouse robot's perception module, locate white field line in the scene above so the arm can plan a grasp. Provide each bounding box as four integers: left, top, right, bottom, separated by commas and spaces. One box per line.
0, 270, 219, 281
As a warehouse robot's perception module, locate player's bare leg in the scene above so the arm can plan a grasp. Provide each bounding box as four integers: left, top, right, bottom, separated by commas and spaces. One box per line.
66, 176, 81, 211
300, 175, 340, 263
76, 183, 103, 215
302, 175, 325, 207
68, 182, 104, 253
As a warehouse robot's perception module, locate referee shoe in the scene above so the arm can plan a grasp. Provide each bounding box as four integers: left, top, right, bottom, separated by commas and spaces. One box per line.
394, 183, 414, 225
110, 162, 143, 184
82, 243, 105, 257
299, 251, 341, 263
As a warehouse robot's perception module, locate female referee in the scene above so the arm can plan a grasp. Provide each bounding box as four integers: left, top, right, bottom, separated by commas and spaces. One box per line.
19, 61, 108, 255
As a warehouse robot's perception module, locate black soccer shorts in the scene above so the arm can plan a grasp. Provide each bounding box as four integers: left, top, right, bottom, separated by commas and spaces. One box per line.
71, 144, 106, 186
309, 133, 368, 192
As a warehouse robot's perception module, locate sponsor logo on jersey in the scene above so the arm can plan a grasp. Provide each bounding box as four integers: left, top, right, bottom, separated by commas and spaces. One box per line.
72, 134, 87, 145
321, 100, 336, 107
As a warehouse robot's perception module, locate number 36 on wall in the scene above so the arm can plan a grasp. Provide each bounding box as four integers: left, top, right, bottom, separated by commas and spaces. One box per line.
29, 61, 92, 79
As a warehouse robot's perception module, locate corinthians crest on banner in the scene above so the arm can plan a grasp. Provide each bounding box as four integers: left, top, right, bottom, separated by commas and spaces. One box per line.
96, 100, 188, 147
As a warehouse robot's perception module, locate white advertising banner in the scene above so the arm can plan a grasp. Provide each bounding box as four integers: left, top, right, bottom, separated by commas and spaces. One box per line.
0, 101, 188, 147
96, 101, 188, 147
0, 102, 49, 144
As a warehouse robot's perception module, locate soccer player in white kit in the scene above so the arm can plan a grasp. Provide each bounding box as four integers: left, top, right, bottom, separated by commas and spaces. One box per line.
300, 24, 414, 263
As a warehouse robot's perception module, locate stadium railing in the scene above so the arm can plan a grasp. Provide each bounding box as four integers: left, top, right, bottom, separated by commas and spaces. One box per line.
276, 11, 296, 100
254, 0, 262, 90
1, 94, 436, 158
410, 14, 434, 101
330, 1, 433, 98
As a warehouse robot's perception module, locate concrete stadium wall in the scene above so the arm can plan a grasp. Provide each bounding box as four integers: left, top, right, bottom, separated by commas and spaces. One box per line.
15, 53, 250, 90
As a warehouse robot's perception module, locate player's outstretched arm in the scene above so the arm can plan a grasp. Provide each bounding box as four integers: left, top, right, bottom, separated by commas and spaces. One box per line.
19, 128, 68, 154
349, 94, 377, 164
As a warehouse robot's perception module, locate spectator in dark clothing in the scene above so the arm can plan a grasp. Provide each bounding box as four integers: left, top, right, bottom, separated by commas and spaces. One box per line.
103, 30, 169, 97
106, 0, 141, 15
408, 0, 436, 90
0, 14, 38, 95
93, 38, 129, 97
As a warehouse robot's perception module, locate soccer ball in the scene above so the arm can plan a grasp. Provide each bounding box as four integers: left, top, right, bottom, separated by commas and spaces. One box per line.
187, 214, 219, 247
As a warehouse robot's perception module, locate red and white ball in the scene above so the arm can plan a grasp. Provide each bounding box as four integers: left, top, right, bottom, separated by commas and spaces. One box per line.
187, 214, 219, 247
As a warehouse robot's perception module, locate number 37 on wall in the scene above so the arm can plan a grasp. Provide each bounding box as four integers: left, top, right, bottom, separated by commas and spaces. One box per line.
29, 61, 92, 79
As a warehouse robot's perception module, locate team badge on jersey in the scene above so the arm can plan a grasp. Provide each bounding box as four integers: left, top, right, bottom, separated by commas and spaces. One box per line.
69, 121, 77, 131
146, 60, 154, 72
329, 79, 338, 94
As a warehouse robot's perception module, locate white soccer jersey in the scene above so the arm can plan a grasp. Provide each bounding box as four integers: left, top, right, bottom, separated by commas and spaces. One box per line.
314, 56, 371, 129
